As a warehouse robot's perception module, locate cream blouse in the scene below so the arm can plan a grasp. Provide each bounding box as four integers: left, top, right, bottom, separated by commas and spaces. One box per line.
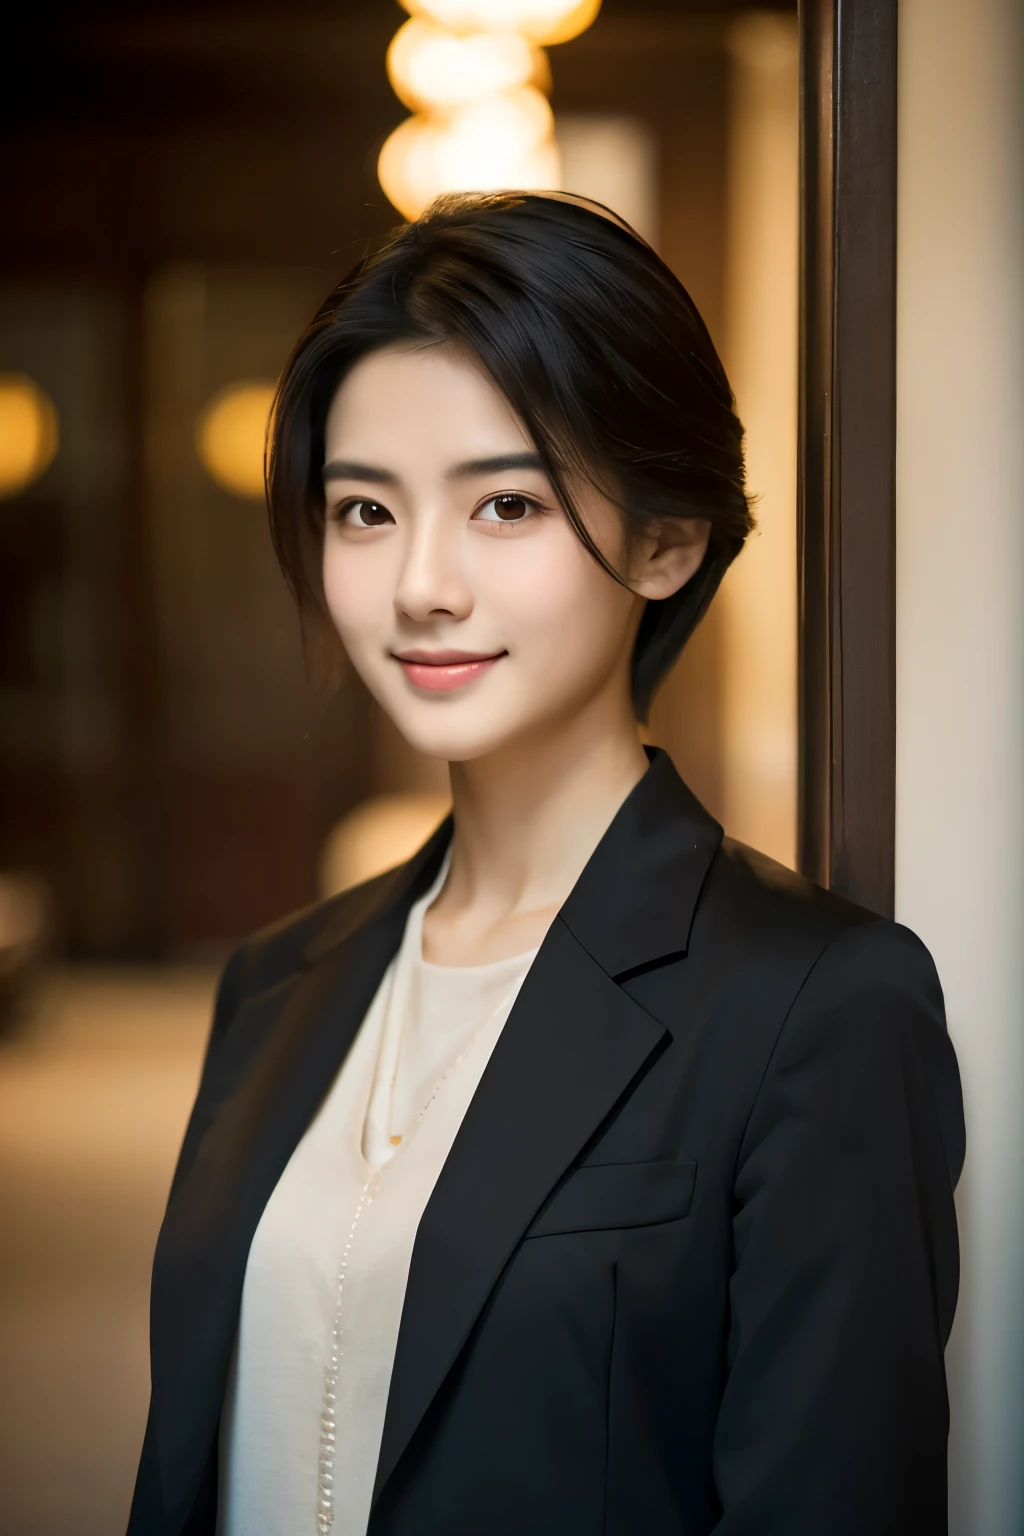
217, 855, 538, 1536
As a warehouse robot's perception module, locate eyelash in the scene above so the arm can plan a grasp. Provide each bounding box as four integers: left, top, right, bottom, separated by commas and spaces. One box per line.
333, 499, 393, 528
473, 492, 543, 525
330, 492, 544, 528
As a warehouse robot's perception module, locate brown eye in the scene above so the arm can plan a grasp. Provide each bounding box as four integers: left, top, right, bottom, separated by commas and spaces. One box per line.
475, 493, 535, 524
341, 499, 394, 528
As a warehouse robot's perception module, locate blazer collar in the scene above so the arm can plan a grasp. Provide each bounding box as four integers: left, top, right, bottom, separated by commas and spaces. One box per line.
558, 746, 722, 978
372, 919, 668, 1514
369, 748, 722, 1511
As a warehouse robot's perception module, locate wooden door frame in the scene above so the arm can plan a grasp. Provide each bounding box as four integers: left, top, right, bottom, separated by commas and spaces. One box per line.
798, 0, 899, 917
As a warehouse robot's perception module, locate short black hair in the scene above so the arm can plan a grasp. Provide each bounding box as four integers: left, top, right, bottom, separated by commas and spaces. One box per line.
267, 191, 753, 719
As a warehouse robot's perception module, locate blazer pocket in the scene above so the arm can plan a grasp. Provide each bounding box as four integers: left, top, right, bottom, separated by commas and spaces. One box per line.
525, 1159, 697, 1239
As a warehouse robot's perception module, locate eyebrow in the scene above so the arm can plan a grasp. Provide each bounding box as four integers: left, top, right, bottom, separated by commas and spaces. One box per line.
321, 451, 546, 484
322, 459, 398, 484
447, 452, 545, 479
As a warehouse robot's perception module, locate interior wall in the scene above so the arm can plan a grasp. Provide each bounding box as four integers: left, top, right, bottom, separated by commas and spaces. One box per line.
0, 284, 137, 952
717, 11, 798, 867
143, 264, 371, 945
895, 2, 1024, 1531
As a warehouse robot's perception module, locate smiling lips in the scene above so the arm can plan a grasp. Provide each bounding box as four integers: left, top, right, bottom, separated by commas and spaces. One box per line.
393, 649, 506, 692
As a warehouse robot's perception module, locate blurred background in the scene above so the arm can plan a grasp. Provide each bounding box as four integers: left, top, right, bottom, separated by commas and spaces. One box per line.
0, 1, 802, 1531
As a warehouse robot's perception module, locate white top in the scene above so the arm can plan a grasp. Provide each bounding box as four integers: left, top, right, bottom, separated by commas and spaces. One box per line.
217, 856, 537, 1536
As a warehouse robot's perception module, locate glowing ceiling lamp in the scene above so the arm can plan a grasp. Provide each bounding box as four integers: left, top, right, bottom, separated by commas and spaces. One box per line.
195, 381, 276, 501
0, 373, 59, 498
400, 0, 601, 46
379, 87, 558, 221
380, 0, 600, 221
388, 18, 548, 113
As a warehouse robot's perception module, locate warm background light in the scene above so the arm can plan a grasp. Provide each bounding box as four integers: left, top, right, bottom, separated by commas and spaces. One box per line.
195, 380, 276, 501
556, 116, 657, 245
382, 0, 598, 221
717, 15, 799, 869
401, 0, 601, 47
0, 373, 59, 498
388, 18, 547, 113
378, 88, 560, 220
319, 793, 452, 897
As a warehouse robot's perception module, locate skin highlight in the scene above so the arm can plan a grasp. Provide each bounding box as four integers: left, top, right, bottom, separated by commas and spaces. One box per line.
322, 342, 710, 964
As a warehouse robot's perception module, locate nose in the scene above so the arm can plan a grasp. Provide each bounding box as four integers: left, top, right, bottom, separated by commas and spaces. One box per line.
394, 513, 473, 624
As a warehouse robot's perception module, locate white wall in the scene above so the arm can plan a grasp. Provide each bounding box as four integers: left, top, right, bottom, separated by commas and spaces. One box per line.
895, 3, 1024, 1532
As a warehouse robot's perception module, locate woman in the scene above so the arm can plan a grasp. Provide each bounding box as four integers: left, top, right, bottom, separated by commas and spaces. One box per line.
130, 193, 964, 1536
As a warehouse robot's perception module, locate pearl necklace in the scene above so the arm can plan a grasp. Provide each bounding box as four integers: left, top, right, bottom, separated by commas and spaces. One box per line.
314, 985, 517, 1534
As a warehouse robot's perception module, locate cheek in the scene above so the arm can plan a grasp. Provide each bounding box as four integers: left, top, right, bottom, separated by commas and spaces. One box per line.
485, 533, 631, 655
322, 540, 389, 646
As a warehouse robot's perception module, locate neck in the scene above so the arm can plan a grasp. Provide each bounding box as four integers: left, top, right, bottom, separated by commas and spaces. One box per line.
443, 695, 649, 923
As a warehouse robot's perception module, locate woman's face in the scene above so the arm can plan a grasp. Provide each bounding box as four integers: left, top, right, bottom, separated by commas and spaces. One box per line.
321, 343, 696, 764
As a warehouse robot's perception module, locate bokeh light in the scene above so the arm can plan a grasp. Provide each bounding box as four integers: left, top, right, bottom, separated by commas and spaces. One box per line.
319, 793, 452, 897
378, 86, 559, 220
0, 373, 59, 498
383, 0, 596, 220
388, 18, 547, 113
195, 381, 276, 501
400, 0, 601, 47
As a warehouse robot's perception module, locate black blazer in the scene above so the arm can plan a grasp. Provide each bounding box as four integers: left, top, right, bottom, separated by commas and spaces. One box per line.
129, 749, 964, 1536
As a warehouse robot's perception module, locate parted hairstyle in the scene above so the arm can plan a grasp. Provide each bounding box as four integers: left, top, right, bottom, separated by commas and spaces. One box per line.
267, 191, 754, 720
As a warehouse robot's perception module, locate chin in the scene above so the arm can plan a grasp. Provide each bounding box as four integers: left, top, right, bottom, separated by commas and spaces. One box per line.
371, 677, 540, 763
386, 708, 521, 765
361, 664, 584, 765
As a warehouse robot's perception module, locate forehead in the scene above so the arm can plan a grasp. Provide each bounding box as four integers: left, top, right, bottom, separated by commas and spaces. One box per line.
323, 343, 534, 461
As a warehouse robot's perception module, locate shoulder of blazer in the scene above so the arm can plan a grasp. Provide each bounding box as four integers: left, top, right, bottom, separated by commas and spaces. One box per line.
702, 834, 882, 961
623, 830, 941, 1056
699, 837, 962, 1171
229, 871, 395, 996
208, 815, 455, 1044
696, 837, 952, 1031
718, 834, 877, 925
706, 834, 950, 1035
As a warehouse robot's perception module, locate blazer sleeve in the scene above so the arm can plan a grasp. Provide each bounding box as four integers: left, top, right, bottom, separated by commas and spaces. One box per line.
127, 945, 254, 1534
711, 918, 965, 1535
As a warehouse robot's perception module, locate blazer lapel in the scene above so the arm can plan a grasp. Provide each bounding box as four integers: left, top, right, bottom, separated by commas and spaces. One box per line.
372, 917, 667, 1507
372, 749, 723, 1509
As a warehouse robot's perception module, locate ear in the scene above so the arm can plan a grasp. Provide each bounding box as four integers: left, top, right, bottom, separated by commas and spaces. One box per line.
628, 517, 712, 601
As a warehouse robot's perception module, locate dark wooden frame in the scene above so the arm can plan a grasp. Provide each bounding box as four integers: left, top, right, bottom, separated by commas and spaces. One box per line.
798, 0, 899, 917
